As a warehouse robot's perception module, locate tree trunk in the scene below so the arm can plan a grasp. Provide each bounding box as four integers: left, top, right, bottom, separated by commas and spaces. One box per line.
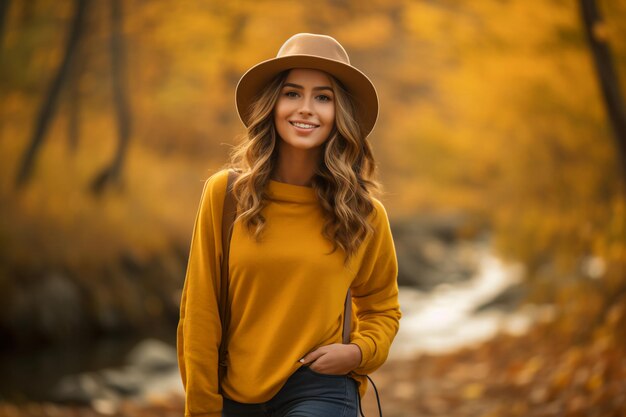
90, 0, 131, 194
67, 31, 86, 153
578, 0, 626, 343
15, 0, 89, 187
579, 0, 626, 183
0, 0, 10, 50
67, 64, 80, 152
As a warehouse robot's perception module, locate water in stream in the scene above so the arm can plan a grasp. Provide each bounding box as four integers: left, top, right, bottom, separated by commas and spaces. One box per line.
0, 241, 554, 404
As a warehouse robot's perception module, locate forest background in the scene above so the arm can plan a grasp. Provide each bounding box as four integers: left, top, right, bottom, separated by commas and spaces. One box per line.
1, 0, 626, 416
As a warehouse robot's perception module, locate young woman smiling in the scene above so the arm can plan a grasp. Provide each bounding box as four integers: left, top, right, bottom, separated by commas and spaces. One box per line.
177, 33, 401, 417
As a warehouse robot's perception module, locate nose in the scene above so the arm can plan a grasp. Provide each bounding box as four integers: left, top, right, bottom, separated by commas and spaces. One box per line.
298, 96, 314, 116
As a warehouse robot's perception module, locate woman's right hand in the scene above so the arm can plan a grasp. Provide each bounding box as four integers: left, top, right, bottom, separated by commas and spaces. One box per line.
299, 343, 362, 375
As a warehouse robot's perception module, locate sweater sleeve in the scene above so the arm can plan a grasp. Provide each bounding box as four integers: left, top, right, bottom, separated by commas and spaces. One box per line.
177, 171, 227, 417
349, 198, 402, 375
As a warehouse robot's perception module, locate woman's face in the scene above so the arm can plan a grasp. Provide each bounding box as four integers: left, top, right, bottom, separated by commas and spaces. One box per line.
273, 68, 335, 151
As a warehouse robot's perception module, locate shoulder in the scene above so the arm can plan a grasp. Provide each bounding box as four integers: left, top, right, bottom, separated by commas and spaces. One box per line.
357, 196, 395, 256
368, 196, 391, 228
199, 168, 232, 205
205, 168, 231, 191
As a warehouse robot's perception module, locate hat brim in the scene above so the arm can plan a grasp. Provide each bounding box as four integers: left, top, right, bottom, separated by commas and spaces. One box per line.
235, 55, 379, 138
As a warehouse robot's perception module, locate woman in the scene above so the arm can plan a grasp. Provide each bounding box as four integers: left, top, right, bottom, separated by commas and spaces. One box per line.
177, 33, 401, 417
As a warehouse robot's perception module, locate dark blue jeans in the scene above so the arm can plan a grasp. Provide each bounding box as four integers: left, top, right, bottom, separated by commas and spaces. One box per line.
222, 365, 360, 417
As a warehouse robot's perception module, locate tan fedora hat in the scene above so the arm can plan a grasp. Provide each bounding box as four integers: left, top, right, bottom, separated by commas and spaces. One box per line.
235, 33, 379, 138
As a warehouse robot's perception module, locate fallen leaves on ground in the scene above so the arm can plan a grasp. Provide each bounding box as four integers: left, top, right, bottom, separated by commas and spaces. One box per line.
2, 301, 625, 417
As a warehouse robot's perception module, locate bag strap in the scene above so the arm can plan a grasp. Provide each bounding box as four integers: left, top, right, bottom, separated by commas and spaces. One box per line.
343, 289, 352, 344
218, 169, 238, 370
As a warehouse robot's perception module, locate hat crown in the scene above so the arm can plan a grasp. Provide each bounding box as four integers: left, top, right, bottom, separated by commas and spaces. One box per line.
276, 33, 351, 65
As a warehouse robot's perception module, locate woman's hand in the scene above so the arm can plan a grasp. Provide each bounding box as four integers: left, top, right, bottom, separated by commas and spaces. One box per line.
299, 343, 362, 375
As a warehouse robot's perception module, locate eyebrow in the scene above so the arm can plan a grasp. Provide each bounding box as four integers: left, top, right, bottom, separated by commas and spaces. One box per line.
282, 82, 334, 92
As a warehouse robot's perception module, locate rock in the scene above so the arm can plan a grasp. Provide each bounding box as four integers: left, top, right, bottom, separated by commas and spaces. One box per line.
126, 339, 178, 373
395, 231, 485, 290
100, 367, 143, 396
473, 282, 528, 313
52, 373, 120, 407
391, 213, 489, 290
5, 271, 87, 344
51, 338, 179, 406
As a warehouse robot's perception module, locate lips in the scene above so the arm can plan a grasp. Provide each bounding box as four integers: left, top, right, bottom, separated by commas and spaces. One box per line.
289, 121, 319, 129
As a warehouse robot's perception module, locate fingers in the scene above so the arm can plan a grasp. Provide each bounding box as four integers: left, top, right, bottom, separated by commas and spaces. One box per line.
299, 346, 328, 364
299, 344, 360, 375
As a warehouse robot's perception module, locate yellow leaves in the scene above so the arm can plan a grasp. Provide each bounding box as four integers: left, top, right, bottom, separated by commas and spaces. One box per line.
551, 367, 572, 390
334, 15, 394, 49
586, 371, 604, 392
386, 314, 626, 415
591, 332, 612, 356
477, 410, 500, 417
392, 381, 415, 400
3, 0, 626, 331
381, 312, 624, 416
514, 355, 544, 386
402, 1, 449, 41
563, 346, 584, 367
529, 385, 550, 404
461, 382, 485, 399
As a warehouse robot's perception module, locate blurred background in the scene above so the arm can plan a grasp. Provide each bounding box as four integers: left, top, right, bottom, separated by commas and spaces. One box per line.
1, 0, 626, 416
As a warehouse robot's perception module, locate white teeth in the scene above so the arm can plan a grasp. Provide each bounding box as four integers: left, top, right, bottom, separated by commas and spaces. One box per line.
291, 122, 317, 129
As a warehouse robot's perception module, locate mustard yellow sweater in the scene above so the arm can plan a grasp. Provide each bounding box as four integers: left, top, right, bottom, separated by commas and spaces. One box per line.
177, 168, 402, 417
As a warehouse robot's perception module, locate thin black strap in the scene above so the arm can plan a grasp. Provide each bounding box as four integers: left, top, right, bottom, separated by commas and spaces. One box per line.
350, 290, 383, 417
346, 289, 383, 416
367, 375, 383, 417
355, 374, 384, 417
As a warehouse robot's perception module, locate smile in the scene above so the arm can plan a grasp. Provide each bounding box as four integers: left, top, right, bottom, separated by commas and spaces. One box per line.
290, 121, 319, 129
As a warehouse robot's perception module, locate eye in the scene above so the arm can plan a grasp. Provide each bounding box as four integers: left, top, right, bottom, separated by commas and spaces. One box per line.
285, 91, 299, 98
317, 94, 332, 102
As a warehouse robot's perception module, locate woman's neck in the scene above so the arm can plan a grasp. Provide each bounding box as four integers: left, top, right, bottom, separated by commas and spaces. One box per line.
271, 144, 322, 187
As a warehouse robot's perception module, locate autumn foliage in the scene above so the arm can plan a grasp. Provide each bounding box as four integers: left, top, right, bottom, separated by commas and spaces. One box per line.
0, 0, 626, 415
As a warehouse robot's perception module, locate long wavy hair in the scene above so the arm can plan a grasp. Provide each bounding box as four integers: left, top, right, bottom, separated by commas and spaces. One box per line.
225, 69, 382, 265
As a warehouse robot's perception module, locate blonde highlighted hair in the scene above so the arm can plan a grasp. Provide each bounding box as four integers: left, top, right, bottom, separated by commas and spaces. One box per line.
225, 69, 382, 265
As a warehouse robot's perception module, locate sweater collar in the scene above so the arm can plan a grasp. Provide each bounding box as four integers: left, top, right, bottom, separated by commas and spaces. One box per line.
267, 179, 318, 203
